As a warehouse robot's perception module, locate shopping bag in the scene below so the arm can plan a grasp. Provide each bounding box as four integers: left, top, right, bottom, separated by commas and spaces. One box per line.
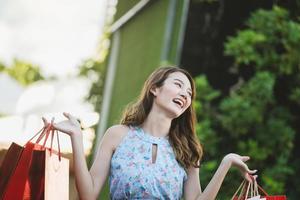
0, 142, 24, 199
0, 123, 69, 200
44, 147, 69, 199
247, 179, 261, 200
232, 180, 260, 200
0, 126, 45, 199
22, 144, 69, 200
232, 178, 287, 200
257, 184, 287, 200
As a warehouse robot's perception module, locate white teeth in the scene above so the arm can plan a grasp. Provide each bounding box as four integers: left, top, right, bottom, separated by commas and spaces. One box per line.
173, 98, 184, 108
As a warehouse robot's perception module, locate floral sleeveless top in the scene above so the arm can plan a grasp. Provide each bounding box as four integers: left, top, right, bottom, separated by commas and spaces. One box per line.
109, 126, 187, 200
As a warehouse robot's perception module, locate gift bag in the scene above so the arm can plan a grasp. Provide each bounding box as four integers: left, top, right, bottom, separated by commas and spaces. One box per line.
44, 146, 69, 200
257, 184, 287, 200
0, 126, 44, 199
232, 180, 261, 200
22, 144, 69, 200
0, 123, 69, 200
0, 142, 24, 199
232, 178, 287, 200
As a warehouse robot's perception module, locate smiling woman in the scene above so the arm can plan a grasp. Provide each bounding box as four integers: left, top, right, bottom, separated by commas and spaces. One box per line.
44, 66, 258, 200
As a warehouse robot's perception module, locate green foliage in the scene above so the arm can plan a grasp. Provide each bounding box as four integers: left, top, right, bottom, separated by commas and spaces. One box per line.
0, 62, 5, 72
194, 75, 221, 157
225, 6, 300, 75
1, 59, 44, 86
225, 30, 266, 66
78, 58, 107, 112
289, 74, 300, 105
196, 6, 299, 198
78, 25, 111, 114
220, 72, 275, 136
0, 59, 44, 117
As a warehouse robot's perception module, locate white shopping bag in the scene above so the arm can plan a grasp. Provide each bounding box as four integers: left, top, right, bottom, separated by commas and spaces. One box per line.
247, 195, 260, 200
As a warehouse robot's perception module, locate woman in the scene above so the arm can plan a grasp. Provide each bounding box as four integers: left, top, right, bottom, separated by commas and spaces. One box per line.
44, 66, 257, 200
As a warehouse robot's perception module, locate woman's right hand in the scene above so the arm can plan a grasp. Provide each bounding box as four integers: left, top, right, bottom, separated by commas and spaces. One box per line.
42, 112, 82, 137
222, 153, 257, 183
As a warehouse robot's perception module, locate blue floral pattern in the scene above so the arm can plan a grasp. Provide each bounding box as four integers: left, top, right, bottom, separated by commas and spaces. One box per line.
109, 126, 187, 200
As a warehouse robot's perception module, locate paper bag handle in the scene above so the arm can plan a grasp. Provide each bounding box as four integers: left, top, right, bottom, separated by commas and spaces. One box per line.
26, 119, 62, 160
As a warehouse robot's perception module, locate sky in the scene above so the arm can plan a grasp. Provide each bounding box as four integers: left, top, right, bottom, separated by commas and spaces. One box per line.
0, 0, 109, 153
0, 0, 108, 77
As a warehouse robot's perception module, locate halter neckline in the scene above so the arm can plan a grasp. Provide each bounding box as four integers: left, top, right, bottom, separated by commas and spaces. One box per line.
134, 126, 169, 145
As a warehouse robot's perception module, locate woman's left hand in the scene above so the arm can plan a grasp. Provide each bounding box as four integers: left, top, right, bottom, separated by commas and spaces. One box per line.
222, 153, 257, 182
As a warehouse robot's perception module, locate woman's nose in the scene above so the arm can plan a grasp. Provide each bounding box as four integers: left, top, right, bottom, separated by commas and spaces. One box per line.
180, 93, 187, 100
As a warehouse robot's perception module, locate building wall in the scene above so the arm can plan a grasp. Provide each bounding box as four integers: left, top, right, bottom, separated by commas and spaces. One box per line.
108, 0, 170, 126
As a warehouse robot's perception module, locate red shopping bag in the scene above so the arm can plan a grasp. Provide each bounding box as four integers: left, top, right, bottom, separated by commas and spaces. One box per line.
0, 123, 69, 200
257, 184, 287, 200
0, 142, 24, 199
0, 126, 45, 199
21, 143, 69, 200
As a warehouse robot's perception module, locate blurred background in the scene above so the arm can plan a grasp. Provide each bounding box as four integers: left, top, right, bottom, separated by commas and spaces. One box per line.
1, 0, 300, 199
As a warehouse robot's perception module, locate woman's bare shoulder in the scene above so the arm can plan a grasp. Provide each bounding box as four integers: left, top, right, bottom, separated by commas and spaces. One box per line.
104, 124, 131, 150
106, 124, 130, 135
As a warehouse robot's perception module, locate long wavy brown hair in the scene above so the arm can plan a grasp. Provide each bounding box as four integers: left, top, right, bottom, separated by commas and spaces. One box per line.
120, 66, 203, 169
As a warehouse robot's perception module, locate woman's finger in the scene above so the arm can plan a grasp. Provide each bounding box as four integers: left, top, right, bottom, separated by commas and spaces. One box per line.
246, 174, 258, 183
50, 117, 55, 125
63, 112, 80, 125
248, 169, 258, 174
241, 156, 250, 162
42, 117, 48, 126
245, 173, 252, 182
52, 122, 72, 135
63, 112, 71, 120
240, 162, 250, 172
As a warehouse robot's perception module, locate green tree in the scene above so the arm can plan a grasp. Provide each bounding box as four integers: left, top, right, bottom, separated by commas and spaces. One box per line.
0, 59, 44, 117
78, 58, 107, 113
77, 24, 111, 113
1, 59, 45, 86
0, 62, 5, 72
196, 6, 299, 199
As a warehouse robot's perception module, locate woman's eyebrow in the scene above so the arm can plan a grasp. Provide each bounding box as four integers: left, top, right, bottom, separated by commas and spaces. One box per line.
174, 78, 192, 92
174, 78, 184, 84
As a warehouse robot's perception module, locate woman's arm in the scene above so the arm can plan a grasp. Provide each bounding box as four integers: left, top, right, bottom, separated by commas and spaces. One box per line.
46, 113, 127, 200
184, 153, 257, 200
70, 128, 98, 199
89, 125, 129, 198
70, 127, 115, 200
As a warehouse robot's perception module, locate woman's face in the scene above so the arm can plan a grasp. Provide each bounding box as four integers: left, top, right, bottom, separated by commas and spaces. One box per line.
151, 72, 192, 118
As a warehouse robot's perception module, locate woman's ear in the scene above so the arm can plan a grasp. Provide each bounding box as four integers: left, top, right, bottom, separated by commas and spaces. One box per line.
150, 86, 158, 97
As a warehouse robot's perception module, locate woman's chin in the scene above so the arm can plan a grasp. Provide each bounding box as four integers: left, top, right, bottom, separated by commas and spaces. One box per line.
160, 104, 184, 119
167, 109, 183, 119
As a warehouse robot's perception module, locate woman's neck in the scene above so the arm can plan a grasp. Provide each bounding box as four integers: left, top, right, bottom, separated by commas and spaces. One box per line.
141, 106, 172, 138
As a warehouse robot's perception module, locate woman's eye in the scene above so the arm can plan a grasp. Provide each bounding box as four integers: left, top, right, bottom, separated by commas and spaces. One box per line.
175, 82, 182, 87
